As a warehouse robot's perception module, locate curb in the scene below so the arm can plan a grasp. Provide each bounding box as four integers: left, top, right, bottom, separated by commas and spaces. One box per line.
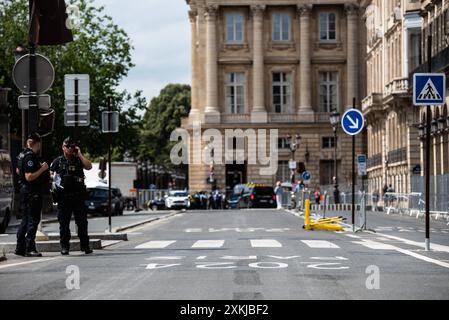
8, 218, 59, 229
112, 210, 182, 233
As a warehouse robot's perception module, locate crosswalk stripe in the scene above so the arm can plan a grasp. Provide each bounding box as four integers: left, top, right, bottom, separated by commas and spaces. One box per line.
192, 240, 225, 248
301, 240, 340, 249
135, 241, 176, 249
250, 239, 282, 248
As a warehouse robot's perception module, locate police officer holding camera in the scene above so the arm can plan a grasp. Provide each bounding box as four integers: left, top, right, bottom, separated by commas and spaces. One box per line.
15, 133, 50, 257
50, 137, 93, 255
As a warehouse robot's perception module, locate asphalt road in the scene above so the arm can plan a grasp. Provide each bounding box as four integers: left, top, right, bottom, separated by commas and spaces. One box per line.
1, 208, 449, 300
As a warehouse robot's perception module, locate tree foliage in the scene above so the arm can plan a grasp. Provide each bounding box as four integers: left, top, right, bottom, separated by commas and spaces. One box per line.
0, 0, 145, 162
139, 84, 191, 170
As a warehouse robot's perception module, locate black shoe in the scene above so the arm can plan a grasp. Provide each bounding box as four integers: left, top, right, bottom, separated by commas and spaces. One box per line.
61, 248, 70, 256
82, 247, 93, 255
15, 250, 26, 257
26, 251, 42, 257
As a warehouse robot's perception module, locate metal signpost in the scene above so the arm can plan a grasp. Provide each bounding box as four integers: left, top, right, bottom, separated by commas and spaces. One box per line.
102, 99, 120, 233
341, 100, 365, 232
64, 74, 90, 137
412, 35, 446, 251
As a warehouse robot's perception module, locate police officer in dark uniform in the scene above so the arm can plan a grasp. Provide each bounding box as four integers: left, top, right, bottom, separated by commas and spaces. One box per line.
50, 137, 93, 255
15, 133, 50, 257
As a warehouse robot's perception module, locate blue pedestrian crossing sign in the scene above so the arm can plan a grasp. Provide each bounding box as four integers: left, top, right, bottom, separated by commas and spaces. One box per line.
341, 109, 365, 136
413, 73, 446, 106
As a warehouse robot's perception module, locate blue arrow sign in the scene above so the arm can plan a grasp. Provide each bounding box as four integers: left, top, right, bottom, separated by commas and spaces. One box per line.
413, 73, 446, 106
342, 109, 365, 136
302, 171, 311, 181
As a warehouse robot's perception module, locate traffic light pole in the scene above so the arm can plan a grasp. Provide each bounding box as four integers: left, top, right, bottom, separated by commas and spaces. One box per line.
108, 99, 112, 233
425, 35, 432, 251
352, 97, 356, 232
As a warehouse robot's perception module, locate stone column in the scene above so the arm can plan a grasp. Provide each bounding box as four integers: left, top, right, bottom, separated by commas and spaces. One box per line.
297, 5, 314, 120
345, 4, 359, 108
251, 5, 268, 123
204, 5, 220, 123
189, 10, 200, 122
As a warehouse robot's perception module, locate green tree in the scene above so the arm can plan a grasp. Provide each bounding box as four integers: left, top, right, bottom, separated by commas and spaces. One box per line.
139, 84, 191, 170
0, 0, 145, 162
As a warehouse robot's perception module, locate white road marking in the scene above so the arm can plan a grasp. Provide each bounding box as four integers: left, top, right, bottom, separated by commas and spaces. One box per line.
344, 234, 361, 239
301, 240, 340, 249
0, 258, 57, 270
221, 256, 257, 260
250, 239, 282, 248
145, 256, 184, 260
135, 240, 176, 249
352, 240, 396, 250
192, 240, 225, 248
373, 232, 449, 253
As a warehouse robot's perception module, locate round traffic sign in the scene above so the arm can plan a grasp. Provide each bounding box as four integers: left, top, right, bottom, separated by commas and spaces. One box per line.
302, 171, 311, 181
341, 109, 365, 136
13, 54, 55, 94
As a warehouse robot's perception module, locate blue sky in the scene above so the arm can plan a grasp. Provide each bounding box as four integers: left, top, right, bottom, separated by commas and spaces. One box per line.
93, 0, 192, 102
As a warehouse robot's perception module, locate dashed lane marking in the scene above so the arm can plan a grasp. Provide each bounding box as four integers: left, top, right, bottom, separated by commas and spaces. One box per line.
135, 241, 176, 249
191, 240, 225, 249
250, 239, 282, 248
301, 240, 341, 249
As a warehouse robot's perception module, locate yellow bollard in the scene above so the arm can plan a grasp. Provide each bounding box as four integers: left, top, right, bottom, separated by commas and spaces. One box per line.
304, 199, 311, 230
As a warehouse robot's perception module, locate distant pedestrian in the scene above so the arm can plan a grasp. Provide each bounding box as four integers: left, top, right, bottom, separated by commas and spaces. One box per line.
314, 187, 321, 205
274, 182, 284, 210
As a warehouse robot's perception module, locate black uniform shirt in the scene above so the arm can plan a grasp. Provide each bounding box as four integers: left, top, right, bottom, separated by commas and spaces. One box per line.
51, 155, 85, 193
20, 148, 48, 192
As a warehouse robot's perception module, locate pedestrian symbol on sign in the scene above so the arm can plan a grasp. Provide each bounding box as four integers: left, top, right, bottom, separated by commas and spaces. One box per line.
417, 79, 442, 101
413, 73, 446, 106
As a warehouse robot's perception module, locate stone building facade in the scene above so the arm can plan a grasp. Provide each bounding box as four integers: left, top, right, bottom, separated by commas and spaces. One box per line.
362, 0, 423, 195
415, 0, 449, 208
183, 0, 367, 193
363, 0, 449, 199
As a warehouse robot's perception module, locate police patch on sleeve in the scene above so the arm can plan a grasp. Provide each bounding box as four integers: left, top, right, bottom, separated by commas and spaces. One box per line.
27, 160, 34, 167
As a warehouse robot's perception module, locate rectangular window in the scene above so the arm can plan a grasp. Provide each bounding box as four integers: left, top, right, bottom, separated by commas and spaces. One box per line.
319, 72, 338, 113
272, 13, 290, 41
276, 161, 290, 183
226, 13, 244, 43
319, 12, 337, 41
322, 137, 335, 149
278, 138, 291, 150
272, 72, 291, 113
225, 73, 245, 114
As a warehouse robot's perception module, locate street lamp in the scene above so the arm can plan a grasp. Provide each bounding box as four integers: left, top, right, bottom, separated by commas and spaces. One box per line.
437, 116, 445, 133
330, 109, 341, 204
431, 119, 438, 136
418, 124, 426, 140
286, 134, 301, 184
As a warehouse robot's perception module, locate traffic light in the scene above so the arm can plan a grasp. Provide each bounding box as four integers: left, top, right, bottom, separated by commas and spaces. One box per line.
29, 0, 73, 46
99, 158, 107, 179
37, 109, 55, 138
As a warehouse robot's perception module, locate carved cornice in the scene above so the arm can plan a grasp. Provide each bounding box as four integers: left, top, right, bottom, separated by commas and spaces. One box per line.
188, 10, 198, 23
204, 5, 219, 20
251, 5, 266, 18
297, 4, 313, 17
345, 4, 360, 17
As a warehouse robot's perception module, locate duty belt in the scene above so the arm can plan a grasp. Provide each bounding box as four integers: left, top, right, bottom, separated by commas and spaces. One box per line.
72, 177, 84, 183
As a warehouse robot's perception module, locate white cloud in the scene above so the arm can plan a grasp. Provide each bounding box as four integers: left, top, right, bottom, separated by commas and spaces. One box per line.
92, 0, 192, 102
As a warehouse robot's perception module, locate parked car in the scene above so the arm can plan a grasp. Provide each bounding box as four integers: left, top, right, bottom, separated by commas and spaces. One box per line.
0, 149, 12, 233
238, 184, 276, 209
148, 197, 166, 211
226, 193, 241, 209
85, 186, 125, 216
165, 190, 190, 209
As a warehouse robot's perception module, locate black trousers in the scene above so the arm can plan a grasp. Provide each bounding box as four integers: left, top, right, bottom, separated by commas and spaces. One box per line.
16, 191, 42, 253
58, 193, 89, 250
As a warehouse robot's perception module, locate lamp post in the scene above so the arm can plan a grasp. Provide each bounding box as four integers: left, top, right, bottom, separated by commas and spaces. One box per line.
286, 134, 301, 184
330, 109, 341, 204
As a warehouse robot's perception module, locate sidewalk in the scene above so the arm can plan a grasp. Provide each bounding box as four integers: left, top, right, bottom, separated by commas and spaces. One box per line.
1, 209, 179, 254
